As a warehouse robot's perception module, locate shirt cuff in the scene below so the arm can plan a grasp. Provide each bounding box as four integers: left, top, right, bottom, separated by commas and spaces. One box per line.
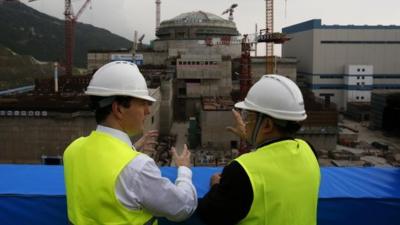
177, 166, 192, 180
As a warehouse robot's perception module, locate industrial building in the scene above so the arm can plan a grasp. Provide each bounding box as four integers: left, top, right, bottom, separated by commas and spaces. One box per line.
155, 11, 239, 120
282, 19, 400, 111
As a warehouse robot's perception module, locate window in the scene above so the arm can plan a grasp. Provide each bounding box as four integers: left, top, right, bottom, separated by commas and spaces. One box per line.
357, 69, 361, 72
178, 87, 186, 96
357, 76, 360, 79
361, 96, 364, 100
183, 61, 187, 65
362, 76, 365, 79
357, 82, 360, 85
205, 61, 209, 65
356, 96, 359, 100
42, 156, 62, 165
178, 61, 182, 65
196, 61, 200, 65
151, 116, 154, 124
362, 68, 365, 72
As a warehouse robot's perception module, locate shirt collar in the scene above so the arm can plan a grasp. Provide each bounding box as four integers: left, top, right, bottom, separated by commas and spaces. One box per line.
255, 137, 294, 150
96, 125, 133, 147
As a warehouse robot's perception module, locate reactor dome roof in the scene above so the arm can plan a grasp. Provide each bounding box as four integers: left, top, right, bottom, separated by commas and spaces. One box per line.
156, 11, 240, 39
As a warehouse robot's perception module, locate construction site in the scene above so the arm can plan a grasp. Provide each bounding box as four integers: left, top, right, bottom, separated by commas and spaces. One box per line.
0, 0, 400, 225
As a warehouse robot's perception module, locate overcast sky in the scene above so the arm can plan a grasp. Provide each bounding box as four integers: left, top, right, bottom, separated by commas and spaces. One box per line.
22, 0, 400, 55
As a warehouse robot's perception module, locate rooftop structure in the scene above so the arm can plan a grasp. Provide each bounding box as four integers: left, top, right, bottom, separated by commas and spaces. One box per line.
156, 11, 239, 40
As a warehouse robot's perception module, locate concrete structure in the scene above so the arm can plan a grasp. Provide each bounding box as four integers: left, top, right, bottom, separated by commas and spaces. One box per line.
297, 89, 339, 151
236, 56, 297, 83
143, 88, 161, 132
199, 97, 239, 150
0, 80, 161, 164
176, 55, 232, 98
370, 90, 400, 132
87, 49, 168, 70
153, 11, 242, 119
345, 102, 370, 122
88, 11, 242, 121
282, 19, 400, 111
154, 11, 241, 58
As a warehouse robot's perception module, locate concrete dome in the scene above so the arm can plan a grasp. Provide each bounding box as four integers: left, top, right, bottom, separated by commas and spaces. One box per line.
156, 11, 240, 39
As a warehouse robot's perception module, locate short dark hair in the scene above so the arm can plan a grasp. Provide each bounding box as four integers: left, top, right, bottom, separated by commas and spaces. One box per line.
90, 96, 132, 123
271, 118, 302, 136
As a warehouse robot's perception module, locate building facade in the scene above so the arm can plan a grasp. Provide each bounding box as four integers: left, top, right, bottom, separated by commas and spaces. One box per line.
282, 19, 400, 110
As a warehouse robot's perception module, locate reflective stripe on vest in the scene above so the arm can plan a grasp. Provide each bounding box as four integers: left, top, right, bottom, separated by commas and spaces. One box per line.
235, 139, 320, 225
64, 131, 157, 225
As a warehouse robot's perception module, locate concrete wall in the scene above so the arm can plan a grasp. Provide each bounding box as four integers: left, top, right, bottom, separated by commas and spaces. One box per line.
153, 39, 241, 58
159, 79, 174, 135
87, 52, 110, 71
141, 51, 168, 65
144, 88, 161, 132
177, 55, 232, 97
200, 110, 239, 150
0, 113, 95, 163
297, 126, 337, 151
0, 89, 162, 164
251, 57, 297, 83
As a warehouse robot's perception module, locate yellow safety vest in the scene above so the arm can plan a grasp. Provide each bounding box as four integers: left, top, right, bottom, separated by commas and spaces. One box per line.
235, 139, 320, 225
64, 131, 156, 225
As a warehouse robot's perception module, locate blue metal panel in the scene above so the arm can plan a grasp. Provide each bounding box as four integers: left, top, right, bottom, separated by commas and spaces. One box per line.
283, 19, 400, 34
0, 85, 35, 96
1, 165, 400, 225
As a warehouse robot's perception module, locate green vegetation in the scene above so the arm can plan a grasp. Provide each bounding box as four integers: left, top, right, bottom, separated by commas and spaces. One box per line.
0, 2, 132, 68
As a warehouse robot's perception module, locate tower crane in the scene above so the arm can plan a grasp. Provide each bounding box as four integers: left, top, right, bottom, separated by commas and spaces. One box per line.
26, 0, 91, 76
257, 0, 290, 74
222, 3, 238, 21
5, 0, 92, 77
64, 0, 92, 76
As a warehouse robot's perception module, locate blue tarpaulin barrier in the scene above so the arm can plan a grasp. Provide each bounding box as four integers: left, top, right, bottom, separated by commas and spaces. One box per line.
0, 165, 399, 225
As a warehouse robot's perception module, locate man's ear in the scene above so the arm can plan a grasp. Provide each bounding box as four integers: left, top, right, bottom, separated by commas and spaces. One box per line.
111, 101, 123, 120
261, 117, 274, 135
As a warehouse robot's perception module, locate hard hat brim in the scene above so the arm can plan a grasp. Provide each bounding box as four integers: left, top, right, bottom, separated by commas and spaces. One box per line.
235, 100, 307, 122
137, 95, 157, 102
234, 101, 252, 111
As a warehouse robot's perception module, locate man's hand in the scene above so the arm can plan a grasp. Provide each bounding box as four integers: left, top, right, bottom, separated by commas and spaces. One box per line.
226, 109, 246, 139
210, 173, 221, 187
171, 144, 191, 168
134, 130, 159, 152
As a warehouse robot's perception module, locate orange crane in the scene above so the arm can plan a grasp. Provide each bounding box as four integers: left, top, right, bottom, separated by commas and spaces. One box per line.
28, 0, 91, 76
258, 0, 290, 74
64, 0, 91, 76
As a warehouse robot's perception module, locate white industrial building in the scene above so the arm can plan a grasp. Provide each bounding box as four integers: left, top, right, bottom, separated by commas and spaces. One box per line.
282, 19, 400, 110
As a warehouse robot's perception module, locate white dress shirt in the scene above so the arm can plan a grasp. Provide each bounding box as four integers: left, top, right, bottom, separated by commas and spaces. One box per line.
96, 125, 198, 222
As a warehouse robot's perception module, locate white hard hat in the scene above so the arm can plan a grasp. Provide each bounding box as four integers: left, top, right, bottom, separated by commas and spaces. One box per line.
235, 74, 307, 121
85, 61, 156, 102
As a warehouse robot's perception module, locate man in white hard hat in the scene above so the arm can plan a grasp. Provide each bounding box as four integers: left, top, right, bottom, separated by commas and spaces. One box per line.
63, 61, 197, 225
197, 75, 320, 225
